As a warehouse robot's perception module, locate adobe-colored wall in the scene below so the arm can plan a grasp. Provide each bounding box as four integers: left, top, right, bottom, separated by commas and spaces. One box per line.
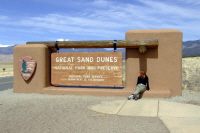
13, 44, 51, 93
13, 29, 182, 97
125, 29, 182, 96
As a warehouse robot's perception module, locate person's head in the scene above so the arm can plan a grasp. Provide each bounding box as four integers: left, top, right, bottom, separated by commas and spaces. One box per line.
139, 70, 146, 77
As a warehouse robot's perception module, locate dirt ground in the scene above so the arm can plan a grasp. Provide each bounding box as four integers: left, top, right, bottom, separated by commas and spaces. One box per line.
0, 62, 13, 77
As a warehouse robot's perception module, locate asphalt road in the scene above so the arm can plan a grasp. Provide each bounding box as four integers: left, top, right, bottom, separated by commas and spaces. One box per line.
0, 76, 13, 91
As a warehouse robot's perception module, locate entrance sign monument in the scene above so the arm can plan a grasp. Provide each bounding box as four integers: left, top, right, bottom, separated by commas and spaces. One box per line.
13, 29, 182, 98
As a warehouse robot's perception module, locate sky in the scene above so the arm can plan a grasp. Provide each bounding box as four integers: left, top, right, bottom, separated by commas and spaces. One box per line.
0, 0, 200, 46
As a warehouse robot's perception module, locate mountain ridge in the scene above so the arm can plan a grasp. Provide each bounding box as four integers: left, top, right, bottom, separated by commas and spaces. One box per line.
182, 40, 200, 57
0, 40, 200, 57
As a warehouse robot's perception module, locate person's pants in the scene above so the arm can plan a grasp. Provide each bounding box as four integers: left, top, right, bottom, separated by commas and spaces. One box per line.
133, 84, 147, 95
128, 84, 146, 99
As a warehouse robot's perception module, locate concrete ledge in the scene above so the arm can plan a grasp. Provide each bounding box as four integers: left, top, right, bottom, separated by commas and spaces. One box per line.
142, 89, 171, 98
43, 86, 171, 98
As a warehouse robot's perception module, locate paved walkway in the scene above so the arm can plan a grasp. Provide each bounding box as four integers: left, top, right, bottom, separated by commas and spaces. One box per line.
88, 99, 200, 133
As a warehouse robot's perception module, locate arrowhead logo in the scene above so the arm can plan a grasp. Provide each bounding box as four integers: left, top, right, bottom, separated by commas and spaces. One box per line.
18, 56, 37, 81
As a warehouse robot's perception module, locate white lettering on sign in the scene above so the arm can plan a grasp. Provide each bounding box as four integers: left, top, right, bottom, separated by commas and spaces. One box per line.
97, 57, 117, 62
68, 75, 82, 78
75, 66, 85, 70
92, 75, 103, 78
55, 56, 118, 63
87, 66, 96, 70
56, 57, 74, 62
97, 66, 119, 70
53, 66, 73, 70
77, 57, 94, 62
93, 79, 104, 81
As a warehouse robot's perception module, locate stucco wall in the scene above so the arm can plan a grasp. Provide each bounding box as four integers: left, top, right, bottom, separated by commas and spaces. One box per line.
13, 44, 51, 93
125, 29, 182, 96
13, 29, 182, 97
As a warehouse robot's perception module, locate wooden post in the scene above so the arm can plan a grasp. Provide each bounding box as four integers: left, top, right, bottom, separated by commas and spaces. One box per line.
26, 39, 158, 49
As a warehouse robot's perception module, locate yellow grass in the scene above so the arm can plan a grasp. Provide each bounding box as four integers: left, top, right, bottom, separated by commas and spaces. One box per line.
0, 62, 13, 77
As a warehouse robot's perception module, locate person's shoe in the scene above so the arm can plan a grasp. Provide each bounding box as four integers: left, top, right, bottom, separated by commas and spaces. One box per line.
127, 96, 131, 100
132, 94, 135, 99
134, 95, 138, 100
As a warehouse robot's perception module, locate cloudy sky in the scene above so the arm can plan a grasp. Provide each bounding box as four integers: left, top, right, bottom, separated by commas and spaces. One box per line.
0, 0, 200, 45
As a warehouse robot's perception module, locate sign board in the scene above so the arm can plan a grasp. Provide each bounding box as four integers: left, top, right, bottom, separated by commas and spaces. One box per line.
18, 56, 37, 81
51, 52, 122, 86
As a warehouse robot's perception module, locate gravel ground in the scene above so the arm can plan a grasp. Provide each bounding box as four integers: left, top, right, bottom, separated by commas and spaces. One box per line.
0, 89, 170, 133
1, 89, 200, 133
155, 89, 200, 106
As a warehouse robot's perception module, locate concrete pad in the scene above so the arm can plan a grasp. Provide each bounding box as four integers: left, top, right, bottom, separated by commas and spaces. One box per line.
159, 101, 200, 118
160, 117, 200, 133
88, 99, 200, 133
88, 100, 126, 114
117, 99, 159, 117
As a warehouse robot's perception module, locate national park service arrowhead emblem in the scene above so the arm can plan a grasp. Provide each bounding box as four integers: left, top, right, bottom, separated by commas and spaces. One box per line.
18, 56, 37, 81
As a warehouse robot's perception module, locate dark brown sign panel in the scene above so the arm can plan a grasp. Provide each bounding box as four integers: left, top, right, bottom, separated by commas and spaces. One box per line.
51, 52, 122, 86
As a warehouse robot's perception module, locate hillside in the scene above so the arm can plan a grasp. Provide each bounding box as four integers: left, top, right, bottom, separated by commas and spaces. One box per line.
182, 57, 200, 90
0, 46, 14, 55
182, 40, 200, 57
0, 54, 13, 62
0, 47, 126, 62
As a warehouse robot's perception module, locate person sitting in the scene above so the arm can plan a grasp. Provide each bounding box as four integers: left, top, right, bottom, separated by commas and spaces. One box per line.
127, 70, 150, 100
